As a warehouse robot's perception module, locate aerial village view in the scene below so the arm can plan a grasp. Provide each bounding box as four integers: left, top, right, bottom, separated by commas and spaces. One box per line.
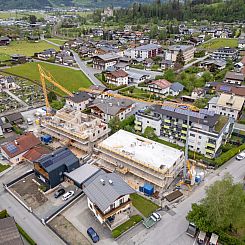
0, 0, 245, 245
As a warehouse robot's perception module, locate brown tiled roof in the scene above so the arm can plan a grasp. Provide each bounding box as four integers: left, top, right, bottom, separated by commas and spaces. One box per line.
23, 146, 52, 162
1, 132, 41, 158
150, 79, 171, 89
215, 83, 245, 96
109, 69, 128, 78
241, 56, 245, 65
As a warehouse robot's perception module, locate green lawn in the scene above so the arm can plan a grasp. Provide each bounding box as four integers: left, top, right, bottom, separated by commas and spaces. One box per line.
130, 193, 160, 217
112, 215, 142, 238
0, 53, 10, 62
0, 41, 59, 57
0, 163, 10, 173
3, 62, 92, 94
47, 38, 67, 46
199, 38, 238, 50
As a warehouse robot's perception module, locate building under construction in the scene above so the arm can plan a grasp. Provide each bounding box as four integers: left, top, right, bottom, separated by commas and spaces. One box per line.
96, 129, 185, 191
41, 107, 110, 154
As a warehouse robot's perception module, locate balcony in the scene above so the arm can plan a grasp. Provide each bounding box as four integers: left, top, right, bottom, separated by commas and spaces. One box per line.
206, 148, 215, 154
206, 142, 215, 148
163, 125, 170, 129
181, 130, 187, 134
34, 163, 49, 179
164, 119, 171, 123
135, 120, 142, 126
181, 136, 186, 140
135, 125, 142, 131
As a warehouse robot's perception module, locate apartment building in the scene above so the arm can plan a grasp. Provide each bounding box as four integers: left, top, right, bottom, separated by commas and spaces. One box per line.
105, 69, 129, 86
223, 71, 244, 86
129, 44, 162, 59
83, 172, 135, 229
208, 93, 245, 119
135, 105, 233, 158
165, 45, 195, 63
96, 130, 185, 191
41, 108, 110, 154
211, 47, 238, 61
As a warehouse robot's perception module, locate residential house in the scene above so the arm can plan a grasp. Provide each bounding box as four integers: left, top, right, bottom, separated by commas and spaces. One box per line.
23, 145, 52, 163
92, 53, 121, 71
0, 132, 41, 164
135, 105, 233, 158
0, 76, 17, 91
105, 70, 129, 86
223, 71, 244, 85
83, 172, 135, 229
11, 54, 28, 64
210, 83, 245, 97
191, 88, 206, 99
165, 45, 195, 63
199, 59, 226, 71
147, 79, 171, 97
170, 82, 184, 96
89, 97, 134, 122
211, 47, 238, 61
37, 48, 56, 60
0, 36, 10, 46
66, 92, 93, 111
208, 93, 245, 119
238, 38, 245, 49
127, 71, 149, 84
5, 112, 24, 124
34, 147, 80, 189
160, 60, 174, 70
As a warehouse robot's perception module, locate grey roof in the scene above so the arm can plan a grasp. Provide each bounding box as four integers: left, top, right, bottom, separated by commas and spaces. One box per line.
83, 172, 135, 212
168, 45, 193, 52
67, 92, 92, 103
127, 71, 147, 80
224, 71, 244, 81
0, 118, 3, 126
0, 217, 24, 245
64, 164, 103, 185
201, 59, 226, 67
5, 112, 23, 123
170, 82, 184, 92
90, 97, 133, 116
94, 53, 121, 61
135, 43, 161, 51
151, 104, 219, 128
38, 147, 78, 173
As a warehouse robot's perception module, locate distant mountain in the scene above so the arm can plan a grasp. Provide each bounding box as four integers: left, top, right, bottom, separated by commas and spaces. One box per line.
0, 0, 155, 10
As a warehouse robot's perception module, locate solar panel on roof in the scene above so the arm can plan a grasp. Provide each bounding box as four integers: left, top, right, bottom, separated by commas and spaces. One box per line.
220, 85, 231, 92
6, 143, 18, 154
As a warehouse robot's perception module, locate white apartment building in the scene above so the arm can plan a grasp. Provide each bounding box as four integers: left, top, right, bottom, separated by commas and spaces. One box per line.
165, 45, 195, 63
128, 44, 162, 59
208, 93, 245, 119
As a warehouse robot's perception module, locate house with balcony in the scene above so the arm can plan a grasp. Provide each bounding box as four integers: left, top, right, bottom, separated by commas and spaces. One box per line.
83, 172, 135, 229
66, 91, 93, 111
34, 147, 80, 189
134, 105, 233, 158
223, 71, 244, 86
129, 43, 162, 59
211, 47, 238, 61
105, 69, 129, 86
92, 53, 121, 71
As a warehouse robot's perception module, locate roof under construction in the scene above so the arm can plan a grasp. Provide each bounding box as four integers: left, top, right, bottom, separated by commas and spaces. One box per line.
99, 130, 184, 170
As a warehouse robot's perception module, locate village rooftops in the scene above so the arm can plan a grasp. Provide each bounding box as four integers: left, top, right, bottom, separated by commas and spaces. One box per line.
99, 129, 184, 170
135, 43, 161, 51
83, 172, 135, 213
93, 53, 121, 61
108, 69, 128, 78
215, 93, 245, 110
224, 71, 244, 81
1, 132, 41, 158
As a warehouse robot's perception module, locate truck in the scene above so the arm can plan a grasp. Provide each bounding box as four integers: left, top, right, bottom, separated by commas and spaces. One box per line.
186, 223, 198, 237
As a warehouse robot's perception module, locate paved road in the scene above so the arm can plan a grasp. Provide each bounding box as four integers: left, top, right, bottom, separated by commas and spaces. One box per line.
0, 164, 66, 245
120, 157, 245, 245
4, 89, 28, 107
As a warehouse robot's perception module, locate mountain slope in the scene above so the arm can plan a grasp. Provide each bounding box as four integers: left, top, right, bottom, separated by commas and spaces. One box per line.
0, 0, 51, 10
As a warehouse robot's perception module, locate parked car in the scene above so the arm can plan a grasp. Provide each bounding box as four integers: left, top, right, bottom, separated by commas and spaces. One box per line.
87, 227, 100, 243
54, 188, 65, 198
197, 231, 207, 244
236, 151, 245, 160
151, 212, 161, 221
62, 190, 74, 201
186, 223, 198, 237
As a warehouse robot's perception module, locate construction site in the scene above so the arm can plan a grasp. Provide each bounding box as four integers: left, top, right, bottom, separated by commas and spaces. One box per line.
41, 107, 110, 156
95, 129, 185, 193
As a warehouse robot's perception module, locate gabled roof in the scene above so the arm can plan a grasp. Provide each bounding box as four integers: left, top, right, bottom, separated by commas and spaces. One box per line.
0, 217, 24, 245
83, 172, 135, 212
5, 112, 23, 123
1, 133, 41, 158
108, 69, 128, 78
224, 71, 244, 81
150, 79, 171, 89
23, 146, 51, 162
93, 53, 121, 61
37, 147, 79, 173
67, 92, 92, 103
171, 82, 184, 92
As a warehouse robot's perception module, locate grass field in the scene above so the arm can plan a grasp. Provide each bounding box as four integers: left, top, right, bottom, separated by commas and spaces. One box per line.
0, 53, 10, 61
0, 41, 59, 57
3, 62, 92, 94
0, 11, 44, 19
0, 164, 10, 173
130, 193, 160, 217
199, 38, 238, 50
47, 38, 68, 46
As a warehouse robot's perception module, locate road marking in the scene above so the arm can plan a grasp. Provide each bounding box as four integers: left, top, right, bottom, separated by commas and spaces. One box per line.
192, 236, 198, 245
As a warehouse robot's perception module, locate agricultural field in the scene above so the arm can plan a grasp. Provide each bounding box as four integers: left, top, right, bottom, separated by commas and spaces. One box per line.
199, 38, 238, 50
0, 11, 45, 19
0, 41, 59, 57
4, 62, 92, 94
0, 53, 10, 62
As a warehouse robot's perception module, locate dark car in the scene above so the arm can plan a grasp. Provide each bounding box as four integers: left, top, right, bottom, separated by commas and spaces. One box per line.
54, 188, 65, 198
87, 227, 100, 243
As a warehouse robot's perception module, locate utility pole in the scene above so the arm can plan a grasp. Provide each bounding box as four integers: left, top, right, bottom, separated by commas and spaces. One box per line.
183, 113, 190, 180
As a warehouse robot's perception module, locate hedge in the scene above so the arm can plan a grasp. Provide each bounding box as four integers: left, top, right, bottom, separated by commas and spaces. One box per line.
0, 209, 8, 219
214, 144, 245, 166
112, 215, 142, 238
16, 224, 37, 245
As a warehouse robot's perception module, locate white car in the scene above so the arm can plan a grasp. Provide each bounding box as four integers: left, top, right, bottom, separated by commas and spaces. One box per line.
62, 190, 75, 201
151, 212, 161, 221
236, 151, 245, 160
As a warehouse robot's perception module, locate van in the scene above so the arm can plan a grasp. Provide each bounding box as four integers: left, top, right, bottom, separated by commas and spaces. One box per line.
27, 118, 33, 125
152, 212, 161, 221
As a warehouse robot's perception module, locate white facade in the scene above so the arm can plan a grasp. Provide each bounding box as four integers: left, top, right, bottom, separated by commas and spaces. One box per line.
66, 98, 90, 111
165, 45, 195, 63
106, 75, 129, 86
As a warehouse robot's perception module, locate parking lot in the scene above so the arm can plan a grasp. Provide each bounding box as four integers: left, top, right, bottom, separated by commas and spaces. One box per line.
62, 196, 117, 245
9, 173, 83, 219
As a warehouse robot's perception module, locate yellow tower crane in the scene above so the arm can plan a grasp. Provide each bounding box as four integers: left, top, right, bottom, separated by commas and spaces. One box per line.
38, 64, 73, 116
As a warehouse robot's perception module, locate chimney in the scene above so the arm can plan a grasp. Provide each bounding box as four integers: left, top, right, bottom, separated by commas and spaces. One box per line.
100, 179, 105, 185
109, 179, 113, 185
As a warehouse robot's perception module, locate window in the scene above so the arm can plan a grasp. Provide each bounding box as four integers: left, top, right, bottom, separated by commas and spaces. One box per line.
119, 198, 124, 205
147, 121, 149, 123
190, 133, 195, 137
199, 136, 202, 139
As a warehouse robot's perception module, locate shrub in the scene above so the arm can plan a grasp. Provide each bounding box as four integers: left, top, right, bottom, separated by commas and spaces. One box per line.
112, 229, 121, 238
0, 210, 8, 219
16, 224, 37, 245
218, 231, 244, 245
